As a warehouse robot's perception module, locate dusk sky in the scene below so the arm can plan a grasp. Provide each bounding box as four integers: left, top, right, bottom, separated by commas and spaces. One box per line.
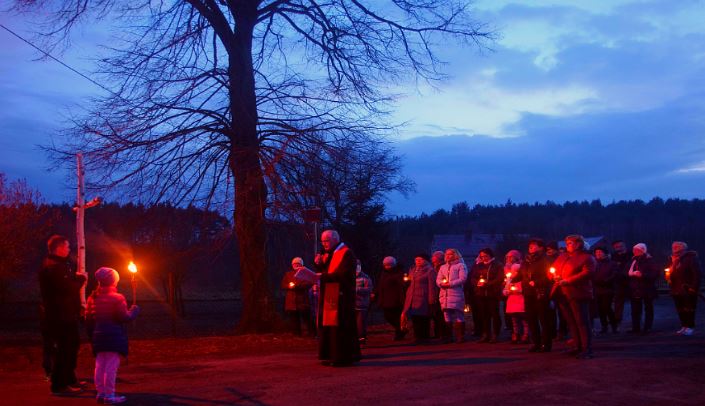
2, 1, 705, 216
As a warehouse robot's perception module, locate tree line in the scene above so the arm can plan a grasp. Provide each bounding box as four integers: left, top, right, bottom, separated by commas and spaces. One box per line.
388, 198, 705, 268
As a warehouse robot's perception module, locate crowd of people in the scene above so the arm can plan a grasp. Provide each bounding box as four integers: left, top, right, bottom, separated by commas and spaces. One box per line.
38, 229, 702, 402
283, 232, 701, 364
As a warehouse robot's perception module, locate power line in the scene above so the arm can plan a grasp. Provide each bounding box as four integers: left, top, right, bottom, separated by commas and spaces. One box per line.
0, 23, 115, 95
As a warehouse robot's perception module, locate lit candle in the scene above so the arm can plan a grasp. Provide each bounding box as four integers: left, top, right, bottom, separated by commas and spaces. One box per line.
664, 268, 670, 274
289, 281, 295, 288
505, 272, 512, 279
479, 278, 486, 284
403, 273, 410, 282
510, 286, 517, 291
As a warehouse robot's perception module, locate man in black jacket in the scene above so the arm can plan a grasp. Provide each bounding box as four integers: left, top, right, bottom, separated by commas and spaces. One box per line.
611, 240, 631, 332
39, 235, 86, 395
519, 238, 554, 352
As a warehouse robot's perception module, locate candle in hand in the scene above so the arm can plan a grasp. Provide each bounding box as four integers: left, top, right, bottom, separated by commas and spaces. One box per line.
289, 281, 295, 288
505, 272, 512, 279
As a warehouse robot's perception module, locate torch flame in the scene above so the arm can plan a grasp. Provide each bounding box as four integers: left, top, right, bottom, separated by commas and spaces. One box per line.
128, 261, 138, 274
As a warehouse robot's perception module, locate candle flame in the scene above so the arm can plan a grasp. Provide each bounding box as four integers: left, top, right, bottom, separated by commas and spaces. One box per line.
506, 272, 512, 278
128, 261, 138, 274
665, 268, 670, 273
549, 267, 556, 274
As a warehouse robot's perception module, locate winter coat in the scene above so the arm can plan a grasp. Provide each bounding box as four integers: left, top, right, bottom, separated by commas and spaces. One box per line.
39, 254, 86, 323
469, 260, 504, 298
355, 271, 373, 310
281, 270, 313, 312
517, 251, 552, 300
593, 259, 617, 296
85, 286, 140, 356
628, 254, 659, 299
503, 264, 524, 314
403, 263, 436, 317
611, 251, 632, 293
375, 265, 406, 309
553, 251, 596, 301
668, 251, 701, 296
436, 259, 467, 311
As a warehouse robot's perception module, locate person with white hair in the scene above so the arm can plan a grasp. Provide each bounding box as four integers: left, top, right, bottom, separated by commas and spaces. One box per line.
628, 243, 658, 334
374, 255, 407, 340
666, 241, 701, 336
312, 230, 361, 366
281, 257, 315, 336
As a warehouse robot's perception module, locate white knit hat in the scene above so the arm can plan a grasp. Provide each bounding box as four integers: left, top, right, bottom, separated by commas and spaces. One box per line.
95, 267, 119, 287
291, 257, 304, 266
633, 243, 648, 254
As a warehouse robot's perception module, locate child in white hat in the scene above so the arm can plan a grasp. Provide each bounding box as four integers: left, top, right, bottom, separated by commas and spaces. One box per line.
86, 267, 140, 404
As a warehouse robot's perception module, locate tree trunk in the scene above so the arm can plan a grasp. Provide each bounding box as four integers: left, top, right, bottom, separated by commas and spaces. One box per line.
228, 4, 277, 332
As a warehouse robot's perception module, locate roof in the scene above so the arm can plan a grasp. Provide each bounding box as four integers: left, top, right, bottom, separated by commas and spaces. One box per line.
430, 234, 504, 259
557, 236, 606, 249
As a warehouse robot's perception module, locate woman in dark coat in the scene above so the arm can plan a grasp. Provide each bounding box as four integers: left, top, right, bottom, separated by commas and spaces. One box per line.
402, 254, 436, 343
628, 243, 659, 334
470, 248, 505, 343
667, 241, 701, 336
593, 247, 618, 334
375, 256, 407, 341
551, 235, 596, 359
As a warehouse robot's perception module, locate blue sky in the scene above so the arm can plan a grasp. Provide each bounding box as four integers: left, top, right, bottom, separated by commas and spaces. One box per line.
1, 1, 705, 215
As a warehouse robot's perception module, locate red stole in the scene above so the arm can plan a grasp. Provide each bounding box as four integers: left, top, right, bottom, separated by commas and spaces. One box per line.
322, 245, 349, 327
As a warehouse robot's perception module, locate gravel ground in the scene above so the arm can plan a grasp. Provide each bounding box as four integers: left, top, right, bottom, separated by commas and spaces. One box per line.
2, 300, 704, 405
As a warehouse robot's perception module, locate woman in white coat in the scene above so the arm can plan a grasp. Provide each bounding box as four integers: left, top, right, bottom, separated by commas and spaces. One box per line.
437, 248, 468, 343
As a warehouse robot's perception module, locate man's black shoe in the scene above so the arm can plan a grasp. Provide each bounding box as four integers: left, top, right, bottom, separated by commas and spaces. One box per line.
51, 386, 83, 396
576, 351, 594, 360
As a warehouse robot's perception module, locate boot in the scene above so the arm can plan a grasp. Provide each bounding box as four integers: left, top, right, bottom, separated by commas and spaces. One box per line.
454, 322, 465, 343
442, 322, 453, 343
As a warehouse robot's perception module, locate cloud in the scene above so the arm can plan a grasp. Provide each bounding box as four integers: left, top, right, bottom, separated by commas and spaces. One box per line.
392, 0, 705, 144
387, 92, 705, 215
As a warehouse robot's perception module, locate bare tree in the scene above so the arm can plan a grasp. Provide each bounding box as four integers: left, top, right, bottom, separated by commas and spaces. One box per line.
0, 173, 51, 303
11, 0, 494, 331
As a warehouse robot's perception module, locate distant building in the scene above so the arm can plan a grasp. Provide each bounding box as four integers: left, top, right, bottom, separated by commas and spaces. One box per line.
557, 236, 606, 250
